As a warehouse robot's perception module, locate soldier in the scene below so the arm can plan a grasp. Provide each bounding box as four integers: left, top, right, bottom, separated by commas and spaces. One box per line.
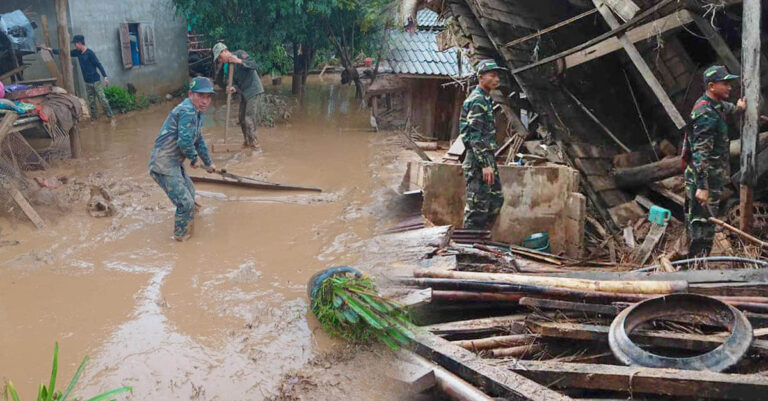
460, 59, 505, 230
212, 42, 265, 150
148, 77, 217, 241
684, 65, 745, 256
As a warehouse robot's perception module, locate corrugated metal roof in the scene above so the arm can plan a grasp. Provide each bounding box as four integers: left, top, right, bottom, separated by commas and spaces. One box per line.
380, 29, 473, 77
416, 9, 443, 28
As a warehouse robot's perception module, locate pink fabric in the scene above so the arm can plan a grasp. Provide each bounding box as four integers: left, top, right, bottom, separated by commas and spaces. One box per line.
0, 81, 4, 98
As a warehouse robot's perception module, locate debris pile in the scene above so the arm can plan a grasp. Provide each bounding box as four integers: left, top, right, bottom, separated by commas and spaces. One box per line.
375, 223, 768, 400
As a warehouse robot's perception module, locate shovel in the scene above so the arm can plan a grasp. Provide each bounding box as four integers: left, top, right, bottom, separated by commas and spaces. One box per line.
197, 168, 323, 192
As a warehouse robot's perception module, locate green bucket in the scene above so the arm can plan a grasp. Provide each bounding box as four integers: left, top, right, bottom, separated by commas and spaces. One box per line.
522, 232, 551, 253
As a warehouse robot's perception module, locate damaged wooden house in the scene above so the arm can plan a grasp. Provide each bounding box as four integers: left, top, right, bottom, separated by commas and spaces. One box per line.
370, 9, 473, 140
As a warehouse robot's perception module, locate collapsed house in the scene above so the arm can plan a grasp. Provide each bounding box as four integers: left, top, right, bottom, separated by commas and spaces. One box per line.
380, 1, 768, 400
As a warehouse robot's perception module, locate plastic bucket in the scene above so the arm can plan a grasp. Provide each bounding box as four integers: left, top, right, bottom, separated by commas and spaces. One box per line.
522, 232, 551, 253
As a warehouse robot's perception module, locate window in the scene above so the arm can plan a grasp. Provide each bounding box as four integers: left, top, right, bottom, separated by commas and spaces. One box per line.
119, 23, 156, 69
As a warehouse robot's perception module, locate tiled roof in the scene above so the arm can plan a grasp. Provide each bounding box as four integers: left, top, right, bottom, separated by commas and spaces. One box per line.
416, 9, 443, 28
379, 29, 473, 77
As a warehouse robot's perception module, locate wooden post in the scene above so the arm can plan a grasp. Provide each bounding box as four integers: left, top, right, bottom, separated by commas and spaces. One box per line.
55, 0, 75, 94
41, 15, 52, 48
592, 0, 686, 130
69, 125, 82, 158
740, 0, 761, 232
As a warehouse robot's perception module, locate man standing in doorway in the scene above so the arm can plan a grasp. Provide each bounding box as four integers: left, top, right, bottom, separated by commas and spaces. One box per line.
39, 35, 116, 125
148, 77, 217, 241
684, 65, 745, 256
460, 59, 505, 230
212, 42, 265, 150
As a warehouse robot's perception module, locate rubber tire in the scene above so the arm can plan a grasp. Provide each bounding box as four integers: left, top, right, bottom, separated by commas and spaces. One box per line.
307, 266, 362, 314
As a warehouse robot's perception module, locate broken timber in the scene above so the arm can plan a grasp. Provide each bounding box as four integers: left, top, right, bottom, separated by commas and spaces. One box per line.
509, 361, 768, 400
412, 331, 574, 400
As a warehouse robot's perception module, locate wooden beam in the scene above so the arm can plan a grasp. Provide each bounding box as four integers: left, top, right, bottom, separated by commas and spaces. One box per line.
527, 320, 768, 355
592, 0, 686, 129
509, 360, 768, 400
412, 332, 575, 400
510, 0, 678, 75
0, 65, 27, 83
1, 181, 47, 229
739, 0, 761, 233
503, 9, 598, 49
565, 9, 693, 68
55, 0, 75, 94
41, 15, 52, 48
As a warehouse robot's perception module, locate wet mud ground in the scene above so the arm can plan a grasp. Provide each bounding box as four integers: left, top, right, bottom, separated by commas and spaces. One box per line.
0, 75, 419, 400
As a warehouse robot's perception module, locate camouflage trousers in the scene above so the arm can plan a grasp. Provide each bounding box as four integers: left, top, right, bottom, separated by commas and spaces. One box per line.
85, 81, 114, 119
463, 162, 504, 230
684, 166, 723, 257
150, 168, 195, 238
239, 95, 260, 147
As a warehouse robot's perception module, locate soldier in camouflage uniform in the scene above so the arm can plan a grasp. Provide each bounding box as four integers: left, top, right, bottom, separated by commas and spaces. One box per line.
460, 59, 505, 230
213, 43, 265, 150
684, 65, 745, 256
149, 77, 217, 241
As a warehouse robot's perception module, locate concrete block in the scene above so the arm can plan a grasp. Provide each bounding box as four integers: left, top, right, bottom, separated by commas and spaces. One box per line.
421, 162, 585, 256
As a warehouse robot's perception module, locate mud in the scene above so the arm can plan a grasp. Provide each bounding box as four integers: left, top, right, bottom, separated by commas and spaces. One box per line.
0, 75, 414, 400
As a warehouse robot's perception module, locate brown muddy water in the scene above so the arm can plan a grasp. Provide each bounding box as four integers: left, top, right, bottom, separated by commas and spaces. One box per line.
0, 75, 408, 400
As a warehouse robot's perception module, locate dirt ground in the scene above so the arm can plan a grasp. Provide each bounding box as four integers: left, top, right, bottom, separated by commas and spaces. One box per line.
0, 75, 420, 400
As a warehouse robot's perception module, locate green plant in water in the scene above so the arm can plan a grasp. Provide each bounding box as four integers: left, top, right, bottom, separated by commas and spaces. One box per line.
104, 86, 137, 114
313, 274, 414, 350
3, 343, 131, 401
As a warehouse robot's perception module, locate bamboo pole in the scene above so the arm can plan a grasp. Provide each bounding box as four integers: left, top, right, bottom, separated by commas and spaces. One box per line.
489, 344, 543, 358
224, 64, 234, 141
413, 269, 687, 294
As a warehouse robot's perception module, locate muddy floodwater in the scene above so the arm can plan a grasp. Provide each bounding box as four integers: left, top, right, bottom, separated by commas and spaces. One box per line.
0, 75, 408, 400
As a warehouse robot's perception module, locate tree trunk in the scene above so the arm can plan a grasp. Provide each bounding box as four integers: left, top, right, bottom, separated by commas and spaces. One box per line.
291, 43, 304, 97
615, 133, 768, 188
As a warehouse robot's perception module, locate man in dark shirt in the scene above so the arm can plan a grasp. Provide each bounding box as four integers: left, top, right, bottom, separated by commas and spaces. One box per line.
39, 35, 115, 125
213, 43, 265, 150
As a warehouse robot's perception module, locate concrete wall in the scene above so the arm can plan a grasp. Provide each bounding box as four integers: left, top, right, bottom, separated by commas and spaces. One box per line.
2, 0, 187, 97
419, 162, 586, 258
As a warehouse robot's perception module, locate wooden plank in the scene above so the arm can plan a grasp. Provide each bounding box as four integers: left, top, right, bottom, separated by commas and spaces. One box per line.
509, 360, 768, 400
1, 181, 46, 229
519, 297, 621, 316
55, 0, 75, 94
39, 49, 62, 87
542, 268, 768, 283
592, 0, 686, 129
565, 9, 693, 68
0, 113, 19, 144
503, 9, 598, 49
412, 331, 574, 400
575, 158, 613, 176
739, 0, 761, 232
604, 0, 639, 21
586, 175, 616, 191
0, 65, 27, 82
527, 320, 768, 355
510, 0, 677, 75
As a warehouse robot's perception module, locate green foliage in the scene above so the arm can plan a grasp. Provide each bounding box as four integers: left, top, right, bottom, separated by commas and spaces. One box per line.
104, 86, 137, 113
3, 343, 131, 401
312, 273, 413, 349
136, 94, 151, 110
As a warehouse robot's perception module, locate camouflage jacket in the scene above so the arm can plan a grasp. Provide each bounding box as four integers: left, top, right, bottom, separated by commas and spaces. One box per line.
688, 94, 737, 189
460, 86, 497, 168
148, 98, 212, 177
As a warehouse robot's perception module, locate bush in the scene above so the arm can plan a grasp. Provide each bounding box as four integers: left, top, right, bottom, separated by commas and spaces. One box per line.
136, 94, 150, 109
104, 86, 137, 113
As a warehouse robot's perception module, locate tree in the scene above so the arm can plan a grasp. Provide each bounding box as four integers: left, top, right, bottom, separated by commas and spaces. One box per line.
171, 0, 394, 99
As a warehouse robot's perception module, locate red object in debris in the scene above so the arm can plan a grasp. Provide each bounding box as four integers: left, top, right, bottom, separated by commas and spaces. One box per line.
364, 57, 374, 68
5, 85, 52, 100
34, 176, 62, 189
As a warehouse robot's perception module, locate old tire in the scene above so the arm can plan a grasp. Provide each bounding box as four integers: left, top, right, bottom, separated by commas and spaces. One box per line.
307, 266, 362, 314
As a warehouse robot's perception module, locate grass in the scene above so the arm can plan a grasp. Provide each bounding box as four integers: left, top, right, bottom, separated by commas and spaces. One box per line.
313, 274, 414, 350
3, 343, 131, 401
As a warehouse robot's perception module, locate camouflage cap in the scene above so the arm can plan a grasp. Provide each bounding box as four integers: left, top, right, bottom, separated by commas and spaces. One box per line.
189, 77, 215, 94
703, 65, 739, 84
212, 42, 228, 62
476, 59, 506, 76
